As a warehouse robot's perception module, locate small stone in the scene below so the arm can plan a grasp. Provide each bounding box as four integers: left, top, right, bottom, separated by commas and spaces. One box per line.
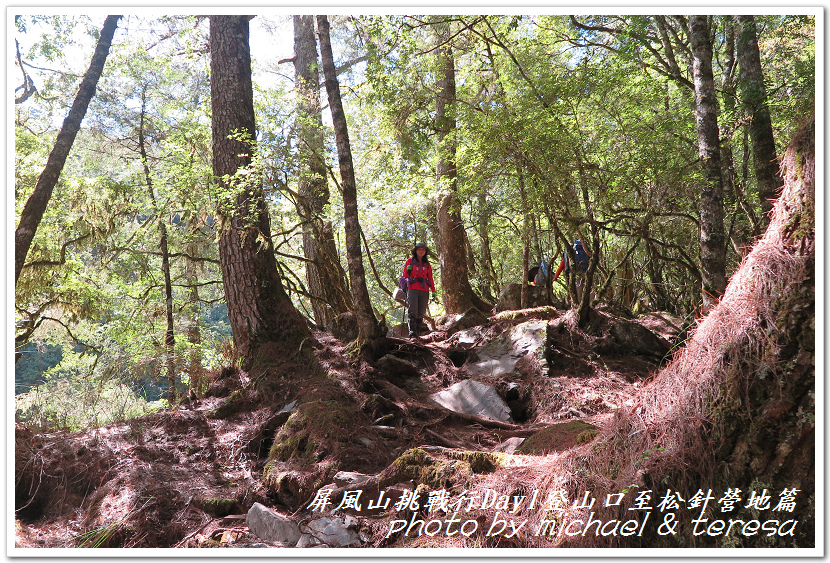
491, 437, 525, 454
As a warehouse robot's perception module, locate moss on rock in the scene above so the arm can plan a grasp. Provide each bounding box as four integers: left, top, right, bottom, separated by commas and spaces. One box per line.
518, 420, 599, 454
201, 497, 237, 518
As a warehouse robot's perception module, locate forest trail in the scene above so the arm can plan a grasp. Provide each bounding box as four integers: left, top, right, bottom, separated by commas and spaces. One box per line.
15, 303, 682, 548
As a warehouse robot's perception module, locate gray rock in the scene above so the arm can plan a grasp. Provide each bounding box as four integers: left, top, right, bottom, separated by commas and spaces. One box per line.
464, 320, 549, 378
278, 400, 298, 415
297, 516, 360, 547
376, 354, 420, 379
333, 471, 372, 487
491, 436, 525, 454
429, 379, 513, 423
450, 325, 489, 346
634, 311, 685, 342
496, 283, 549, 312
610, 319, 672, 361
246, 502, 301, 546
445, 308, 489, 334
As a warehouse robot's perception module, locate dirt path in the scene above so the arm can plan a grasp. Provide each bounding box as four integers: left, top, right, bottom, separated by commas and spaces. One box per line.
15, 307, 677, 549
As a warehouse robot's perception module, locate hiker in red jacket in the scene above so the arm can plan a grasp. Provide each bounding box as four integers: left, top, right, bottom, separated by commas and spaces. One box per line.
402, 242, 436, 337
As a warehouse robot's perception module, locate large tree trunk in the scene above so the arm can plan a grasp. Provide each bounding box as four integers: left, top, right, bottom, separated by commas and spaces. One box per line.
690, 15, 727, 313
293, 15, 350, 328
434, 26, 492, 315
14, 15, 120, 286
737, 15, 784, 227
316, 15, 381, 343
210, 15, 309, 368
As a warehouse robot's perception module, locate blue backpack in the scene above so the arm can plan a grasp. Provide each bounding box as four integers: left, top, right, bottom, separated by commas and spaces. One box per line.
564, 240, 589, 273
573, 240, 589, 271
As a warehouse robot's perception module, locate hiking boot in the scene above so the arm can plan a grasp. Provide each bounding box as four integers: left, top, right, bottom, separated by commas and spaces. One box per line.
408, 319, 417, 338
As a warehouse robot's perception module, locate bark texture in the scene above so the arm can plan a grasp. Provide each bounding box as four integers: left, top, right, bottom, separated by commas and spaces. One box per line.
316, 15, 381, 343
293, 15, 351, 327
210, 15, 309, 367
690, 15, 727, 312
15, 15, 121, 285
737, 15, 784, 226
434, 30, 492, 315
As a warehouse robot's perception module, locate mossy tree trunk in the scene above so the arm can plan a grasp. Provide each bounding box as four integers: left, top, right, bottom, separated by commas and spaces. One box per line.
737, 15, 784, 227
434, 19, 492, 315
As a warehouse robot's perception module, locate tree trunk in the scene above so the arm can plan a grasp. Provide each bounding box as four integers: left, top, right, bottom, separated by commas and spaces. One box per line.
138, 91, 177, 401
316, 15, 381, 343
476, 193, 498, 303
520, 245, 529, 309
210, 15, 309, 368
15, 15, 120, 286
737, 15, 784, 227
720, 16, 761, 243
434, 25, 492, 315
184, 264, 203, 395
690, 14, 727, 313
518, 164, 531, 310
575, 154, 598, 327
293, 15, 351, 327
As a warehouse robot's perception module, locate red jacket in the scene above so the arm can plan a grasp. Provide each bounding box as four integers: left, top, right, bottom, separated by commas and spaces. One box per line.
403, 257, 435, 292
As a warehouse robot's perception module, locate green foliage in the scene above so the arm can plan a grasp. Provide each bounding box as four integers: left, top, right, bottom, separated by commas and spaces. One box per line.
15, 341, 62, 395
15, 349, 167, 432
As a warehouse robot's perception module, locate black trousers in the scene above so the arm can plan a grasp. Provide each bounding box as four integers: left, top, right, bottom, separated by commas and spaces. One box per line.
406, 288, 429, 319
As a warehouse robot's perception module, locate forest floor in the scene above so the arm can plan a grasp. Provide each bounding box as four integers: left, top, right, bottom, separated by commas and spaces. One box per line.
14, 304, 685, 550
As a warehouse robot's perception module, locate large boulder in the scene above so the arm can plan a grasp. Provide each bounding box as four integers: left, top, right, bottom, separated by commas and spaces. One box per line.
609, 318, 672, 361
463, 320, 550, 378
516, 421, 599, 454
429, 379, 514, 423
496, 283, 549, 312
634, 311, 686, 342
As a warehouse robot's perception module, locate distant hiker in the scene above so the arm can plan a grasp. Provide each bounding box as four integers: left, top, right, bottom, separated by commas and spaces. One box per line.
553, 239, 591, 304
528, 261, 549, 286
401, 242, 436, 338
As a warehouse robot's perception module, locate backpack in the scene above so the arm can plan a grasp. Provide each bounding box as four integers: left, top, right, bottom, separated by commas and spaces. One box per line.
573, 240, 589, 271
399, 262, 413, 291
